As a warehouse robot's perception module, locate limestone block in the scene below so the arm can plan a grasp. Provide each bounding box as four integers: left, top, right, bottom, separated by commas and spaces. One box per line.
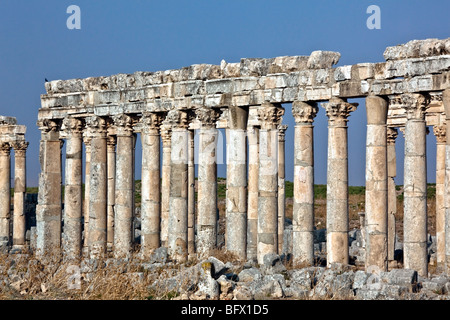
307, 51, 341, 69
334, 65, 352, 81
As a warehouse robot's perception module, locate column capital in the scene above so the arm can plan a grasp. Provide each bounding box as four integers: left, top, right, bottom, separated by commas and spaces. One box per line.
195, 107, 221, 128
322, 97, 358, 126
61, 116, 84, 137
257, 102, 284, 130
401, 93, 430, 120
160, 124, 172, 145
85, 115, 107, 138
11, 141, 29, 157
0, 142, 11, 156
292, 101, 318, 124
140, 112, 164, 133
433, 125, 447, 144
37, 119, 60, 133
387, 127, 398, 145
112, 114, 134, 136
107, 135, 117, 152
163, 109, 190, 129
278, 124, 288, 142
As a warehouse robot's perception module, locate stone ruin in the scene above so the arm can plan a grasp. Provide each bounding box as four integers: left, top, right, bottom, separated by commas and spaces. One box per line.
0, 116, 29, 251
1, 38, 449, 285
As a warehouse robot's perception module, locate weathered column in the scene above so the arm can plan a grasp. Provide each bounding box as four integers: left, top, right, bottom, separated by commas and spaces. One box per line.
226, 105, 249, 259
160, 124, 171, 247
443, 89, 450, 276
257, 102, 284, 264
85, 116, 108, 258
36, 119, 62, 256
112, 114, 134, 258
0, 142, 11, 249
402, 93, 429, 277
247, 126, 259, 261
291, 101, 318, 266
387, 127, 398, 262
277, 124, 287, 254
433, 125, 446, 267
61, 117, 83, 259
365, 95, 389, 272
322, 97, 358, 266
140, 112, 163, 258
196, 107, 221, 257
106, 135, 116, 250
166, 110, 190, 262
11, 141, 28, 250
188, 129, 195, 255
82, 136, 91, 248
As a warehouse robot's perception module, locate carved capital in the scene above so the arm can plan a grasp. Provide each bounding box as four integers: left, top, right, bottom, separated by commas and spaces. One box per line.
322, 97, 358, 126
401, 93, 430, 120
11, 141, 29, 157
195, 107, 221, 128
37, 119, 60, 133
160, 125, 172, 145
61, 116, 83, 137
278, 124, 288, 142
387, 127, 398, 145
433, 125, 447, 144
85, 116, 107, 137
107, 135, 117, 151
163, 109, 190, 129
140, 112, 163, 133
112, 114, 133, 136
257, 102, 284, 129
292, 101, 318, 124
0, 142, 11, 156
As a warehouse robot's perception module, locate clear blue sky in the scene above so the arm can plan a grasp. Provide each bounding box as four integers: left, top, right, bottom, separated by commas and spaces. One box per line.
0, 0, 449, 187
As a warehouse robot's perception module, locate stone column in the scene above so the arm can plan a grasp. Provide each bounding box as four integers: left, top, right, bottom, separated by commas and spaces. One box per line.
107, 135, 116, 250
402, 93, 429, 277
365, 95, 389, 272
82, 135, 91, 248
257, 103, 284, 264
61, 117, 83, 259
166, 110, 190, 262
322, 97, 358, 266
11, 141, 28, 249
188, 129, 195, 255
443, 89, 450, 276
196, 107, 221, 257
247, 126, 259, 261
0, 142, 11, 249
277, 124, 287, 254
226, 105, 249, 259
85, 116, 108, 258
291, 101, 318, 266
112, 114, 134, 258
36, 119, 62, 256
140, 112, 163, 258
387, 127, 398, 262
160, 124, 171, 247
434, 124, 446, 267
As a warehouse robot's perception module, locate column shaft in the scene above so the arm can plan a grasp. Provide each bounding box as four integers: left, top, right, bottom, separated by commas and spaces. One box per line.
160, 126, 171, 247
277, 125, 287, 254
86, 116, 108, 257
188, 129, 195, 254
387, 127, 398, 262
113, 115, 134, 258
107, 136, 116, 249
442, 89, 450, 276
247, 126, 259, 261
0, 143, 11, 249
323, 98, 357, 266
13, 142, 28, 248
402, 93, 429, 277
62, 117, 83, 259
140, 112, 162, 257
36, 121, 62, 255
292, 101, 317, 266
226, 105, 249, 259
434, 125, 446, 266
365, 95, 388, 271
